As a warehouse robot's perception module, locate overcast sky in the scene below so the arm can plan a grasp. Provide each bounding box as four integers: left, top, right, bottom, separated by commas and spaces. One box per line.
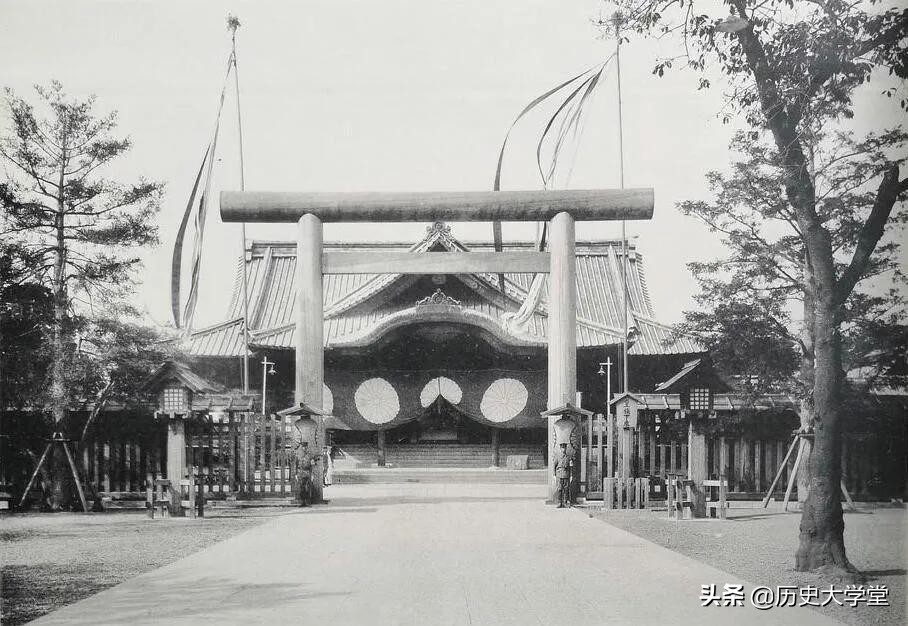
1, 0, 902, 329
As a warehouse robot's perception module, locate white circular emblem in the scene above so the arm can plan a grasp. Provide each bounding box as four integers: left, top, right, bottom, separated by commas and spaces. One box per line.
354, 377, 400, 424
419, 377, 463, 407
480, 378, 528, 423
322, 383, 334, 415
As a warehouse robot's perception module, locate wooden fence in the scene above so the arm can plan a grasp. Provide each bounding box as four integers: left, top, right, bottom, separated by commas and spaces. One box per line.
598, 477, 650, 509
578, 414, 812, 497
2, 409, 902, 504
74, 412, 298, 500
181, 413, 298, 496
2, 411, 301, 504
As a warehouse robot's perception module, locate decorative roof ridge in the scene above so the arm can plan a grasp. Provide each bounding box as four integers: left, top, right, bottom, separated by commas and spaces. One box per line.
327, 304, 544, 349
252, 300, 631, 341
320, 222, 469, 318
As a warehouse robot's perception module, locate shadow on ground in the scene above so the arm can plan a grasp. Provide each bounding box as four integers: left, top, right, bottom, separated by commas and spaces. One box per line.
36, 577, 352, 625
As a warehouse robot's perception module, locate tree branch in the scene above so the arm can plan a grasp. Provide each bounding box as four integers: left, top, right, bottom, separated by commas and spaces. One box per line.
835, 166, 907, 305
79, 379, 115, 444
805, 20, 907, 102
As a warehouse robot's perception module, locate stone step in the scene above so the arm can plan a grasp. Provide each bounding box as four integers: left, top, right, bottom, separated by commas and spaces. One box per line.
386, 459, 492, 467
334, 445, 546, 470
332, 468, 548, 485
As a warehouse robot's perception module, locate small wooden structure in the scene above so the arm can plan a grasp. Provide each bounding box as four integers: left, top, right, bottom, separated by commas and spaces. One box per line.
703, 477, 728, 519
667, 476, 727, 520
146, 470, 205, 518
144, 361, 256, 506
666, 475, 694, 519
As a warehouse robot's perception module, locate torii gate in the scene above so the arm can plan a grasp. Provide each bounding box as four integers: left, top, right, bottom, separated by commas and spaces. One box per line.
220, 188, 654, 502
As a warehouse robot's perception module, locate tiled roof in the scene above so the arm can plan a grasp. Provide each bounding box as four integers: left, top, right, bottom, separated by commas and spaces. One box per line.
635, 393, 800, 412
144, 360, 223, 394
185, 224, 702, 357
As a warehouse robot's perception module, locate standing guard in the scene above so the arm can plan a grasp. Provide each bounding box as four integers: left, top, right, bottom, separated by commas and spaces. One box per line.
292, 441, 318, 506
554, 442, 573, 508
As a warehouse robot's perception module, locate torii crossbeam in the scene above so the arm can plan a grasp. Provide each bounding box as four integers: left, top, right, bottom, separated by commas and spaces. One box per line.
220, 187, 654, 502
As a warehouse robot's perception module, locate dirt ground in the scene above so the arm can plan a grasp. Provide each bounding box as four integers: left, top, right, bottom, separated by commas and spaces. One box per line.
0, 506, 291, 625
592, 503, 907, 625
3, 500, 904, 625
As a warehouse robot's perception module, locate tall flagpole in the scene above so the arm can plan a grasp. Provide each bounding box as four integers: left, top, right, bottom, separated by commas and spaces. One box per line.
228, 15, 251, 395
613, 12, 629, 395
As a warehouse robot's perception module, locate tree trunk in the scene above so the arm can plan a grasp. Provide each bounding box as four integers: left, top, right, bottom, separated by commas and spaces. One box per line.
797, 263, 816, 503
795, 294, 853, 574
48, 200, 69, 510
730, 5, 900, 575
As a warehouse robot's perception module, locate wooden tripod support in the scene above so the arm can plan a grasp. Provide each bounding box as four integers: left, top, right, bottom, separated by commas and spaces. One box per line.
761, 431, 854, 511
16, 433, 89, 512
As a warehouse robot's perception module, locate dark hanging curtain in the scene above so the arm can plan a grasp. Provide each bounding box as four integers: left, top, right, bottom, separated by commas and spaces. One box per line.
325, 368, 547, 431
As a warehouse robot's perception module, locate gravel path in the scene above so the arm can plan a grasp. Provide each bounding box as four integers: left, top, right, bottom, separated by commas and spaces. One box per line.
591, 504, 906, 625
0, 507, 290, 625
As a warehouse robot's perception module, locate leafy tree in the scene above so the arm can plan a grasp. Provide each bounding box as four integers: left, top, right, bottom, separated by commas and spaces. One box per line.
675, 278, 800, 399
676, 130, 906, 503
0, 82, 163, 509
607, 0, 908, 576
0, 236, 54, 411
69, 313, 178, 443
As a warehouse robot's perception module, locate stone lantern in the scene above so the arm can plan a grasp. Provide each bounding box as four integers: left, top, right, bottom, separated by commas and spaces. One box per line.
540, 402, 593, 504
277, 401, 330, 503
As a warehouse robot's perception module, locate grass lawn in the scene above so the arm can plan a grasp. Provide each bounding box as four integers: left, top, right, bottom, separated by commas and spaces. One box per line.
0, 506, 291, 625
592, 503, 906, 625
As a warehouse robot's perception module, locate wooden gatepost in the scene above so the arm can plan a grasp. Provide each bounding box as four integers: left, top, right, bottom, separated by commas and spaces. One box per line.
220, 188, 654, 503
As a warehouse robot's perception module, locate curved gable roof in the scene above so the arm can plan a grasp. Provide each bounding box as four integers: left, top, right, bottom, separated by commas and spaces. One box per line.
186, 223, 702, 356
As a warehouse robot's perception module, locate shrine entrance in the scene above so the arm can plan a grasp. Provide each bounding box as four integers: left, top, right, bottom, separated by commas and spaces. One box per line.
385, 399, 485, 444
219, 188, 654, 500
326, 310, 548, 469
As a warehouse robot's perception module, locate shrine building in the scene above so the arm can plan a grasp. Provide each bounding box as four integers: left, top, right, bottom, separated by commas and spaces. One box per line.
181, 221, 702, 474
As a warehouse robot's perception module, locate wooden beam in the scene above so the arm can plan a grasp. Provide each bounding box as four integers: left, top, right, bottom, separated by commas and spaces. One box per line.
220, 188, 654, 223
322, 250, 550, 275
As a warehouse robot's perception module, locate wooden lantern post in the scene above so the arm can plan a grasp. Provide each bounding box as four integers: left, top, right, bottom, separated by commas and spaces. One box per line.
687, 417, 708, 517
150, 382, 193, 510
166, 419, 187, 488
609, 392, 643, 479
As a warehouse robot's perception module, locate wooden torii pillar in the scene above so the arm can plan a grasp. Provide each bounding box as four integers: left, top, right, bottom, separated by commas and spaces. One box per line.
221, 188, 654, 503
